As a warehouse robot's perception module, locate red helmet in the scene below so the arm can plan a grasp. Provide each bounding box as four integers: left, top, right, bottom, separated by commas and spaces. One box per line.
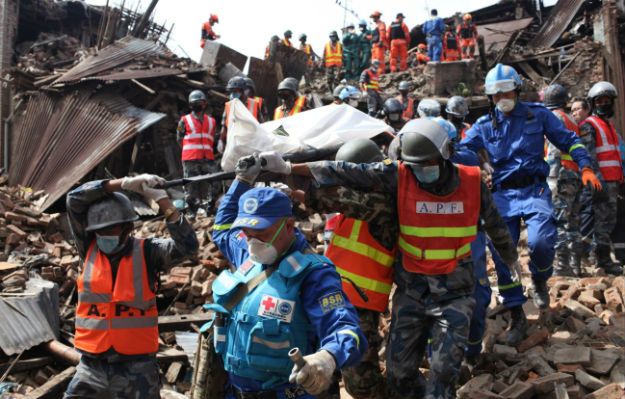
210, 14, 219, 23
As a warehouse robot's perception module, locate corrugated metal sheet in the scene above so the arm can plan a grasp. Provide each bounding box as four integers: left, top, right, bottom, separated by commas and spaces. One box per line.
79, 67, 185, 82
54, 36, 165, 84
9, 91, 165, 211
0, 279, 59, 356
531, 0, 586, 49
480, 17, 535, 53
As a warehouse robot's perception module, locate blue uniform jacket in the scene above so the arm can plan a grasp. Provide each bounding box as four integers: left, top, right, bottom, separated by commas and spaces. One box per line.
423, 17, 445, 37
212, 180, 366, 390
461, 101, 591, 186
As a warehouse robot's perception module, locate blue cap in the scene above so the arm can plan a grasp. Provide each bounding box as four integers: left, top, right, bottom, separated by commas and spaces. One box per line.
232, 188, 292, 230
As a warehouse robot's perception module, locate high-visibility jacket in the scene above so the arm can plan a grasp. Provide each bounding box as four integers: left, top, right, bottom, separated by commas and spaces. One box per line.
75, 239, 158, 355
583, 116, 624, 182
324, 42, 343, 67
372, 21, 388, 48
397, 162, 480, 275
363, 68, 379, 91
457, 23, 477, 39
273, 96, 307, 120
300, 43, 314, 66
181, 113, 215, 161
553, 109, 581, 172
282, 38, 292, 47
224, 98, 263, 127
326, 215, 396, 312
396, 95, 415, 120
388, 21, 409, 42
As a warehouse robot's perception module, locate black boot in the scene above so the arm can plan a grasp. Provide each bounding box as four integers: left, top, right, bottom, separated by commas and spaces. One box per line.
531, 278, 550, 309
506, 306, 528, 346
596, 245, 623, 275
553, 250, 573, 277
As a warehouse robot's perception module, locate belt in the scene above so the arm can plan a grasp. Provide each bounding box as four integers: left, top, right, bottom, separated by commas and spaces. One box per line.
493, 176, 546, 192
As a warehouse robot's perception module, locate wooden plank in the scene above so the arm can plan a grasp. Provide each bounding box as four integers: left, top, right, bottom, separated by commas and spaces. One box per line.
26, 366, 76, 399
0, 262, 20, 271
0, 356, 53, 374
158, 313, 213, 332
156, 347, 188, 363
517, 61, 546, 85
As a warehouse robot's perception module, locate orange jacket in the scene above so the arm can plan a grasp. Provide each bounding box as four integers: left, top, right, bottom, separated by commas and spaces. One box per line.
387, 20, 410, 43
373, 20, 388, 48
324, 42, 343, 67
396, 95, 415, 120
274, 96, 306, 120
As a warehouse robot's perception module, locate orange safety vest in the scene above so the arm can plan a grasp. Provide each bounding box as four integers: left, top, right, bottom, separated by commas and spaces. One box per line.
373, 21, 387, 48
396, 95, 415, 120
364, 68, 379, 91
553, 109, 581, 172
326, 215, 396, 312
397, 163, 480, 275
282, 38, 292, 47
274, 96, 306, 120
224, 98, 262, 127
75, 239, 158, 355
181, 113, 215, 161
583, 116, 624, 182
301, 43, 313, 66
324, 42, 343, 67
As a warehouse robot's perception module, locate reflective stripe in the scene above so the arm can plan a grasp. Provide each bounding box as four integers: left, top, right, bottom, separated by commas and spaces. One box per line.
398, 237, 471, 260
561, 154, 573, 161
182, 144, 213, 150
212, 223, 232, 231
285, 255, 302, 273
466, 338, 482, 345
336, 266, 392, 294
111, 316, 158, 329
76, 317, 109, 330
252, 336, 290, 350
596, 144, 618, 153
185, 133, 212, 139
399, 225, 477, 238
82, 245, 98, 293
498, 281, 521, 291
338, 329, 360, 349
78, 292, 111, 302
568, 143, 584, 153
215, 332, 227, 342
330, 220, 394, 266
599, 160, 622, 167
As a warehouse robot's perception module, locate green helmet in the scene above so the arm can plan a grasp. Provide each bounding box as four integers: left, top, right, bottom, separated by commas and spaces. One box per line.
86, 193, 138, 232
399, 118, 450, 162
335, 138, 384, 164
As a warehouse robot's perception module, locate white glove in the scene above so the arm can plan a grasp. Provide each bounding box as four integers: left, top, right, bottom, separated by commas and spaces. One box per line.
259, 151, 291, 174
270, 182, 292, 197
217, 140, 225, 154
509, 260, 522, 284
121, 174, 166, 193
141, 183, 168, 203
235, 153, 261, 185
289, 350, 336, 395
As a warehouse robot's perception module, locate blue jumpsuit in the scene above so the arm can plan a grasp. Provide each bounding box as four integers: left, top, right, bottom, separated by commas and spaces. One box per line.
422, 17, 445, 62
212, 180, 366, 398
462, 102, 591, 308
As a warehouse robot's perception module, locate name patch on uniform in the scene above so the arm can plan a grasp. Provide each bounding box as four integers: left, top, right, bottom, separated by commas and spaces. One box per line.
416, 201, 464, 214
319, 291, 346, 314
258, 295, 295, 322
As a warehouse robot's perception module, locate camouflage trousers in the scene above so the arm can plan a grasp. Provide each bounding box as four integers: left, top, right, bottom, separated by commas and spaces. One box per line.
64, 355, 160, 399
183, 160, 219, 211
342, 308, 386, 399
553, 168, 583, 257
592, 181, 620, 247
387, 261, 475, 399
325, 66, 341, 92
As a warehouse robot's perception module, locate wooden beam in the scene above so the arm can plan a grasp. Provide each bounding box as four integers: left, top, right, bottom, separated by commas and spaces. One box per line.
517, 61, 546, 85
26, 366, 76, 399
0, 356, 53, 374
158, 313, 213, 332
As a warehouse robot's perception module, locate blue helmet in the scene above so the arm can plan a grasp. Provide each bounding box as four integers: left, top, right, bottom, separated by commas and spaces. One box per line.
339, 85, 361, 101
430, 117, 457, 141
484, 63, 522, 95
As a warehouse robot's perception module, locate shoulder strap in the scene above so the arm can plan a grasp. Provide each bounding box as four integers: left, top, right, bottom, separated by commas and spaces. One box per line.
223, 264, 277, 311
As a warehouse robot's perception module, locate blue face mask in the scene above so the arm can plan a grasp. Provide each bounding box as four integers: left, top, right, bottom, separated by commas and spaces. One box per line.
229, 92, 241, 100
96, 235, 123, 254
410, 164, 440, 184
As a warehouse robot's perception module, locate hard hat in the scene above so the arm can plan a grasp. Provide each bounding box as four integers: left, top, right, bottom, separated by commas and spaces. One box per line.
333, 84, 346, 99
284, 30, 292, 37
243, 77, 256, 92
543, 84, 568, 110
399, 118, 451, 162
484, 63, 522, 95
359, 19, 367, 27
188, 90, 207, 104
396, 13, 405, 19
209, 14, 219, 23
372, 59, 381, 67
417, 98, 441, 118
370, 11, 382, 18
226, 76, 246, 92
299, 33, 307, 40
346, 23, 355, 29
383, 98, 404, 115
329, 30, 339, 38
398, 81, 412, 92
587, 81, 618, 101
339, 85, 361, 101
335, 138, 384, 164
277, 77, 298, 94
431, 116, 457, 141
418, 43, 427, 50
445, 95, 469, 117
463, 13, 472, 21
86, 193, 138, 232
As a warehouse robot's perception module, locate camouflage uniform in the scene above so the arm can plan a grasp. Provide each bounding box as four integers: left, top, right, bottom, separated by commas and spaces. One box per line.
306, 160, 517, 398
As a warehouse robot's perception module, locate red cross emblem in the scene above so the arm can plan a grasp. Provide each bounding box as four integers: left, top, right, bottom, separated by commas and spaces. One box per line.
261, 296, 276, 311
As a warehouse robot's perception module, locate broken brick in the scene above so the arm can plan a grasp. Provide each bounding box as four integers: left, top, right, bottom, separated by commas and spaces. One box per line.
531, 372, 574, 394
499, 381, 534, 399
517, 328, 549, 353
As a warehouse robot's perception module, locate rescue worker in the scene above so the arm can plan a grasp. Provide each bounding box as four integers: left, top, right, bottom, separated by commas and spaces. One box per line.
343, 23, 360, 80
282, 30, 293, 47
415, 43, 430, 65
387, 13, 410, 72
544, 84, 586, 277
243, 77, 268, 123
422, 9, 445, 62
299, 34, 318, 87
443, 25, 460, 61
571, 98, 590, 124
219, 76, 249, 154
579, 81, 624, 274
360, 59, 382, 117
274, 77, 309, 120
338, 86, 361, 107
370, 11, 388, 74
265, 35, 280, 61
200, 14, 220, 48
177, 90, 219, 217
323, 31, 343, 92
396, 81, 416, 121
462, 64, 598, 345
457, 14, 478, 59
64, 175, 198, 398
208, 154, 366, 398
357, 20, 373, 75
417, 98, 441, 118
383, 98, 407, 131
261, 118, 519, 398
445, 96, 470, 139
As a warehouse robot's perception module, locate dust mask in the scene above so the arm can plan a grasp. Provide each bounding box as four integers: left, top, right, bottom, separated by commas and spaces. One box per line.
409, 164, 440, 184
247, 219, 286, 265
496, 98, 516, 113
96, 234, 124, 254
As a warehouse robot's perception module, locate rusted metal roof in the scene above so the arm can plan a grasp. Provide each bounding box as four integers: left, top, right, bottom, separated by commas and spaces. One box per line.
480, 17, 535, 53
9, 91, 165, 211
531, 0, 586, 49
53, 36, 165, 84
80, 67, 185, 81
0, 279, 59, 356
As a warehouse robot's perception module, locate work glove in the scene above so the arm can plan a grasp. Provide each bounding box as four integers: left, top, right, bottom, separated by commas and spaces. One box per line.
216, 140, 225, 154
121, 174, 166, 194
508, 260, 522, 284
270, 182, 292, 197
289, 350, 336, 395
259, 151, 292, 175
581, 167, 602, 192
141, 183, 168, 203
235, 153, 261, 185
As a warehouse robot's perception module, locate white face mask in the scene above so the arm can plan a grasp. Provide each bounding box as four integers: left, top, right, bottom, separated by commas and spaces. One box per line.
247, 238, 279, 264
496, 98, 516, 113
348, 99, 359, 107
